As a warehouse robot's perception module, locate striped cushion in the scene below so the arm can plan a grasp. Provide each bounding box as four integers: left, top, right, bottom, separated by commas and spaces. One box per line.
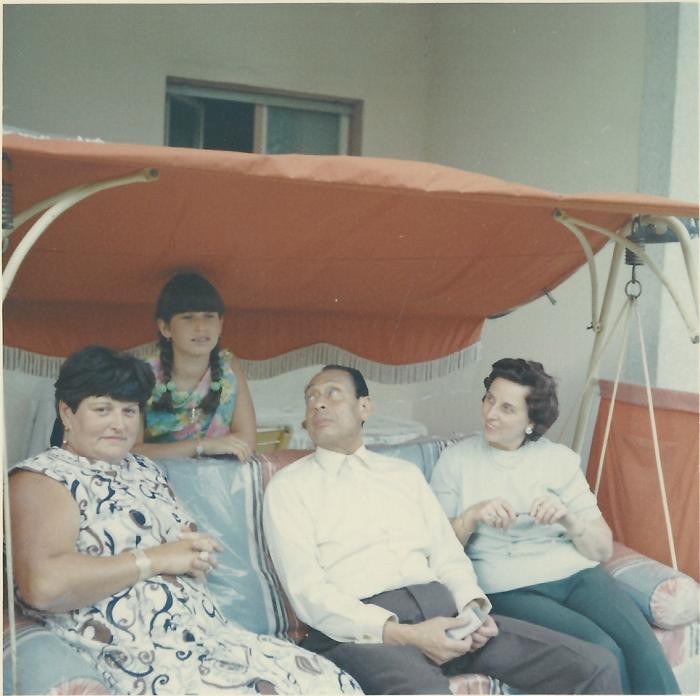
163, 456, 293, 637
604, 542, 699, 629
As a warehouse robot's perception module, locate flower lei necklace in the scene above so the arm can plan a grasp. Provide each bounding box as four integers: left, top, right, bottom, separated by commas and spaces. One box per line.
151, 378, 222, 401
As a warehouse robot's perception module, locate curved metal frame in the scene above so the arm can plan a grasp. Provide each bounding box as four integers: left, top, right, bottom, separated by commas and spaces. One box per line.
2, 168, 158, 298
553, 211, 699, 453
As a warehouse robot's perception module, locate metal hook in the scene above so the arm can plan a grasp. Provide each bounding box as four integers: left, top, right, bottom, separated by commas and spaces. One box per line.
625, 265, 643, 299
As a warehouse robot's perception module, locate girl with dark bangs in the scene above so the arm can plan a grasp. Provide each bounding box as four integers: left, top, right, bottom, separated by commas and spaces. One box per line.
134, 271, 256, 462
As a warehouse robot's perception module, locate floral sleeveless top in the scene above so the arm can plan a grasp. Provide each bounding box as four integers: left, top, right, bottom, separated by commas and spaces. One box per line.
144, 350, 237, 443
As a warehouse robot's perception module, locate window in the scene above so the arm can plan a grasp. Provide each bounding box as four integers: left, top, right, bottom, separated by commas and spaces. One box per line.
165, 77, 362, 155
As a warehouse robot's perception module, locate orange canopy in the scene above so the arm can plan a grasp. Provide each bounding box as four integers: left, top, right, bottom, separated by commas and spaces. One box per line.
2, 133, 698, 369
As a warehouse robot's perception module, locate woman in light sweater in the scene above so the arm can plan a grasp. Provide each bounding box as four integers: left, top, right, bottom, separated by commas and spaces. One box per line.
430, 358, 679, 695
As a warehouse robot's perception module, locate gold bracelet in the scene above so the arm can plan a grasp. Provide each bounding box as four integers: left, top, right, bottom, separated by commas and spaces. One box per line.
130, 548, 152, 582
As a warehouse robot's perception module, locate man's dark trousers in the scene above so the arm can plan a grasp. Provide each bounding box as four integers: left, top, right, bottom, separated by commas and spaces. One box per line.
301, 582, 622, 695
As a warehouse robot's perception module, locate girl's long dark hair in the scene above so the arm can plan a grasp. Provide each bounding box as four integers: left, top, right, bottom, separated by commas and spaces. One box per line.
150, 272, 225, 415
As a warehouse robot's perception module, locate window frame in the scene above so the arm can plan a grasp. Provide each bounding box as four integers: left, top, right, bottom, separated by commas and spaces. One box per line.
165, 76, 363, 155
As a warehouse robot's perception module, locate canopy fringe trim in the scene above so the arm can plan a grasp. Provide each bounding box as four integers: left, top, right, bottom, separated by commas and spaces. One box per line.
3, 342, 481, 385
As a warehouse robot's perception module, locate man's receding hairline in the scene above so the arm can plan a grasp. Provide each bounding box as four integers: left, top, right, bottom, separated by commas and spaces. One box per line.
305, 369, 357, 394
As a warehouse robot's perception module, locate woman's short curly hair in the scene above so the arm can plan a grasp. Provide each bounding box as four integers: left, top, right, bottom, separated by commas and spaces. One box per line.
483, 358, 559, 441
55, 345, 155, 415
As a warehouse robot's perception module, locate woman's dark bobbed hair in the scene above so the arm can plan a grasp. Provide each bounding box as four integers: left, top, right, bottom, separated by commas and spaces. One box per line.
483, 358, 559, 441
55, 345, 155, 415
155, 272, 225, 322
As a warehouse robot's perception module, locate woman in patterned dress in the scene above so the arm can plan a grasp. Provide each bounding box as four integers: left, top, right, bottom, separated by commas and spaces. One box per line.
9, 345, 362, 695
135, 271, 256, 462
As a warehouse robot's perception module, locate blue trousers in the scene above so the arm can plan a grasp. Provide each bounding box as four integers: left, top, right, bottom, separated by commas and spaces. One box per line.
488, 566, 680, 694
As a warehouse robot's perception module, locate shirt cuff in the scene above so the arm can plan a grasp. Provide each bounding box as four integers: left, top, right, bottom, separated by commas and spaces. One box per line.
454, 588, 491, 615
354, 605, 398, 644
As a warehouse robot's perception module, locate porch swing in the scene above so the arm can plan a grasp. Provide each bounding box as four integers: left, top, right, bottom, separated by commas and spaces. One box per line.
2, 132, 698, 694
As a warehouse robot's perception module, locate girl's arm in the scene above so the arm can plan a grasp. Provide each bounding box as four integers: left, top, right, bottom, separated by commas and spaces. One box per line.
10, 470, 222, 612
133, 354, 257, 461
133, 435, 204, 460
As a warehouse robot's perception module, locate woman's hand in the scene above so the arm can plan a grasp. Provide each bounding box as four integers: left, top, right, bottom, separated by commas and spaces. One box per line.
470, 498, 517, 529
148, 529, 223, 580
529, 494, 567, 525
200, 434, 252, 461
451, 498, 516, 543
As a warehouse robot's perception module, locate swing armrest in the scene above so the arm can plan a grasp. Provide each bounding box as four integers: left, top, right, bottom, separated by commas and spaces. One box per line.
2, 605, 110, 694
603, 542, 699, 629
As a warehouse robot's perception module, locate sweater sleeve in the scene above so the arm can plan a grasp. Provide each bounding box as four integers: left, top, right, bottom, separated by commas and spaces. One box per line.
548, 444, 602, 520
429, 444, 464, 519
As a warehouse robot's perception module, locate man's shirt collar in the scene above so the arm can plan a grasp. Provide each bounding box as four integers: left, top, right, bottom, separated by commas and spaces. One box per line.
315, 445, 370, 475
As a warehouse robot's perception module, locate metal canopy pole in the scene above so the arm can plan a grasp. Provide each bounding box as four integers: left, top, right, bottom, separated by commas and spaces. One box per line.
571, 240, 626, 454
2, 167, 159, 298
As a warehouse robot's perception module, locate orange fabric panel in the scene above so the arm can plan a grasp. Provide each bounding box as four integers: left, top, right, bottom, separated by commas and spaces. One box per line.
586, 382, 699, 580
3, 134, 698, 362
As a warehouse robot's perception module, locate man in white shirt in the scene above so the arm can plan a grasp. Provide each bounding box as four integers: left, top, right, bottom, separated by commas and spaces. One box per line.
263, 365, 622, 695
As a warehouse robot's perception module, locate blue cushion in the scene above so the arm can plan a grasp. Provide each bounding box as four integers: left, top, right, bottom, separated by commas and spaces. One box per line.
160, 457, 290, 637
369, 437, 462, 480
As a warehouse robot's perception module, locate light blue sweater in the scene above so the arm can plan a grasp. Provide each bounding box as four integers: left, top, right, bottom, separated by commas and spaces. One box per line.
430, 434, 602, 593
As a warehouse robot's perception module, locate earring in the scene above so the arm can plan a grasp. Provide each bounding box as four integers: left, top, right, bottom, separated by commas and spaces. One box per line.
62, 426, 70, 446
525, 425, 534, 435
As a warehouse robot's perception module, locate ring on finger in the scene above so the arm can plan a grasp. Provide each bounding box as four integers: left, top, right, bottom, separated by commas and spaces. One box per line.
199, 550, 209, 562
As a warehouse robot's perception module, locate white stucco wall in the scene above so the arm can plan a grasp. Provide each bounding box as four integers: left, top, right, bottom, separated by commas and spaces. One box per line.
3, 3, 696, 450
426, 3, 646, 192
2, 3, 434, 159
658, 2, 699, 391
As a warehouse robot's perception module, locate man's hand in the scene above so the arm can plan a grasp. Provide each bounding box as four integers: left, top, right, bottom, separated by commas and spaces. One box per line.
383, 616, 475, 665
468, 614, 498, 652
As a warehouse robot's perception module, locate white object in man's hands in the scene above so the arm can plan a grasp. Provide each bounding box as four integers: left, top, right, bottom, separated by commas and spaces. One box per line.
445, 605, 488, 640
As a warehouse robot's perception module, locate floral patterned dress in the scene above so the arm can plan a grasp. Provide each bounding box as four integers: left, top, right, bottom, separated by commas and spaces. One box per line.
15, 448, 362, 695
143, 350, 236, 443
